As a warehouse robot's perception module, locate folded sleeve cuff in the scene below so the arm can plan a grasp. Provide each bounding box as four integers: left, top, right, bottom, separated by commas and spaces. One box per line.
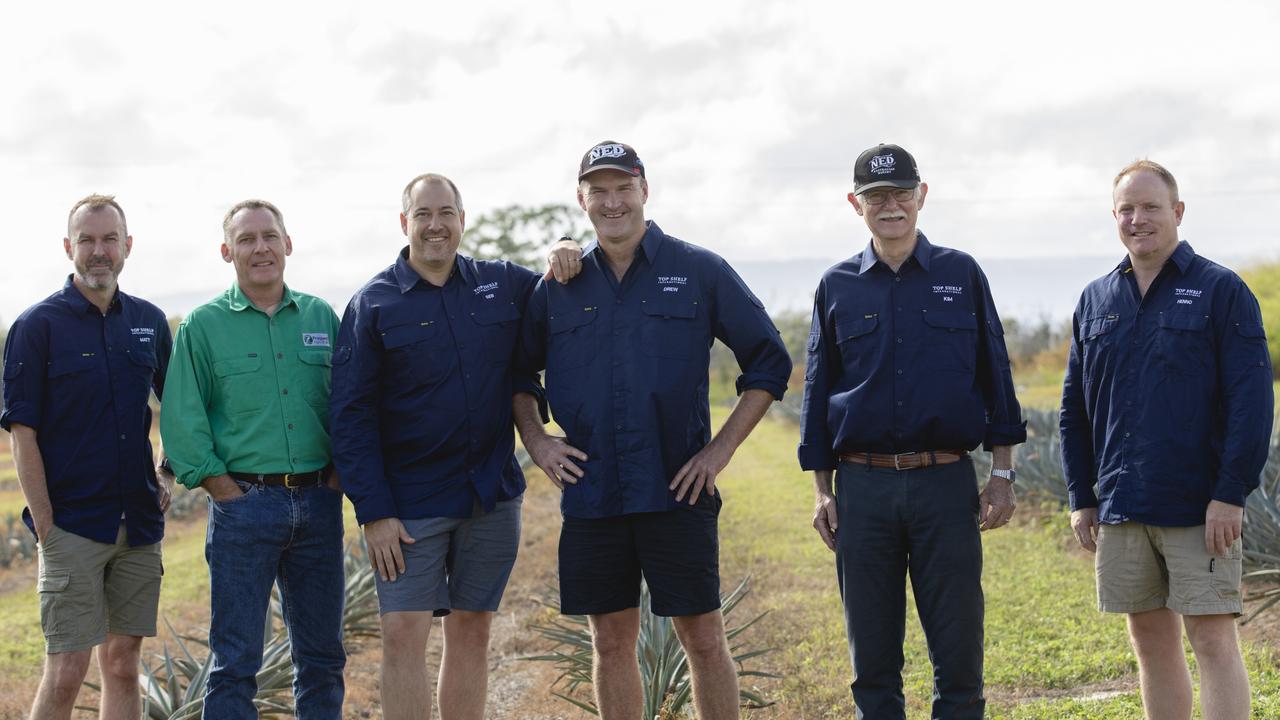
179, 457, 229, 490
983, 421, 1028, 451
353, 495, 399, 527
0, 405, 38, 432
736, 373, 787, 401
1068, 489, 1099, 512
798, 443, 837, 472
513, 376, 549, 424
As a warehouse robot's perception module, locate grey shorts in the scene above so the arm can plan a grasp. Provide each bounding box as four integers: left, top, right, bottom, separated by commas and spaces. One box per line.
374, 496, 522, 616
37, 524, 163, 654
1096, 521, 1243, 616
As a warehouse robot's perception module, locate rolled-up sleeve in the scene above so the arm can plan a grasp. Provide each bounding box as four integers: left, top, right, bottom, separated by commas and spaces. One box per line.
1, 318, 47, 431
329, 297, 397, 525
712, 260, 791, 400
1059, 302, 1098, 511
972, 265, 1026, 450
159, 320, 227, 489
1212, 279, 1274, 506
798, 287, 837, 471
514, 279, 552, 423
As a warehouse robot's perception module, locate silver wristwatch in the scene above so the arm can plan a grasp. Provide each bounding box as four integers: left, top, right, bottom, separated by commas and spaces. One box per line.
990, 468, 1016, 483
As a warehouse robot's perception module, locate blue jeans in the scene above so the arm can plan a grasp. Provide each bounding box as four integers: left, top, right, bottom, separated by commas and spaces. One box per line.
203, 481, 346, 720
835, 458, 985, 720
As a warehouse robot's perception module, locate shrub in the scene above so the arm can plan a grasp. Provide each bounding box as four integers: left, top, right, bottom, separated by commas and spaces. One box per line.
525, 576, 776, 718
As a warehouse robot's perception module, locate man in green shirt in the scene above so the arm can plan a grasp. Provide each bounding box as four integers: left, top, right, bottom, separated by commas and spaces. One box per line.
161, 199, 345, 720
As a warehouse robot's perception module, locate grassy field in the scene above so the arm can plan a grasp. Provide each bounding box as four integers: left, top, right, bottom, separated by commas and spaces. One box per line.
0, 406, 1277, 717
714, 409, 1280, 719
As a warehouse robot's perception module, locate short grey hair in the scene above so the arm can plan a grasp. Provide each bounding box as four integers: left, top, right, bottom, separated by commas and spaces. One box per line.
222, 199, 287, 242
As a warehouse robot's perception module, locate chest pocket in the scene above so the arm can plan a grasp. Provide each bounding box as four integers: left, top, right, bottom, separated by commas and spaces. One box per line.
1078, 314, 1119, 384
47, 353, 98, 381
834, 315, 878, 375
640, 298, 699, 360
548, 307, 598, 372
1156, 312, 1212, 375
922, 309, 978, 373
297, 349, 333, 407
470, 302, 522, 366
381, 320, 451, 387
212, 355, 266, 417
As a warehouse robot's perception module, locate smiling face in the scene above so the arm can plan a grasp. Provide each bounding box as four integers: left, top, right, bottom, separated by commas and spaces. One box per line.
221, 206, 291, 293
400, 177, 465, 275
1113, 169, 1184, 265
847, 182, 928, 245
65, 205, 131, 293
577, 169, 648, 246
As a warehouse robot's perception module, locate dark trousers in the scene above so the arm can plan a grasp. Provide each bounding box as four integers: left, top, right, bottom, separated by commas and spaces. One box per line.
835, 457, 985, 720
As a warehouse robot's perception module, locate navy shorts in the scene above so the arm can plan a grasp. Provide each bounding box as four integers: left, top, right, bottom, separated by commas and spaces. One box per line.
374, 496, 522, 616
558, 493, 722, 617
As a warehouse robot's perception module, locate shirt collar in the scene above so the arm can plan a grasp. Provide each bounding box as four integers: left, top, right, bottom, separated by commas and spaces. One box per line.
638, 221, 665, 263
61, 274, 122, 315
393, 248, 474, 293
229, 282, 297, 312
856, 231, 932, 274
1116, 240, 1195, 276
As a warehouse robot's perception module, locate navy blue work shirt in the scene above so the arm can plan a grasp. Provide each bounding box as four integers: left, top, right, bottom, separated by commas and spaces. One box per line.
330, 249, 540, 525
798, 233, 1026, 470
1059, 241, 1273, 526
517, 221, 791, 519
1, 276, 171, 545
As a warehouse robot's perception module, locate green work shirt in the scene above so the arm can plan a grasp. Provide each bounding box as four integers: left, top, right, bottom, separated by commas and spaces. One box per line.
161, 283, 340, 489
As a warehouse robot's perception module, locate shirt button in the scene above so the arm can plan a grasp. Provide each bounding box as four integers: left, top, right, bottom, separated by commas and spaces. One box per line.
277, 353, 283, 359
282, 389, 289, 395
615, 424, 622, 430
288, 424, 294, 430
120, 433, 126, 440
895, 277, 901, 283
896, 401, 903, 407
1124, 432, 1131, 438
896, 337, 903, 344
896, 369, 903, 375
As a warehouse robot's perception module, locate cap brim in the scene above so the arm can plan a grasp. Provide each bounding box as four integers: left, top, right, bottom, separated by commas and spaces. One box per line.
855, 179, 919, 194
579, 164, 642, 181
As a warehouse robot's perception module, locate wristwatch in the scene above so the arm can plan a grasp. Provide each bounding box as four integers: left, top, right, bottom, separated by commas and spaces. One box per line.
990, 468, 1016, 483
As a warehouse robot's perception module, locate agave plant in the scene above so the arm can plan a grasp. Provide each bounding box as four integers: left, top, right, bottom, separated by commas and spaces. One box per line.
526, 576, 777, 718
1242, 431, 1280, 624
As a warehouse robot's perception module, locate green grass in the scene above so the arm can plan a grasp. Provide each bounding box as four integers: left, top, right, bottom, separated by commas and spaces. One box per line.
716, 410, 1280, 718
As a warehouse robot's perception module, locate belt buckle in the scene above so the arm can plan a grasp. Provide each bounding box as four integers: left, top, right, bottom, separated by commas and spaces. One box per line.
283, 473, 304, 488
894, 452, 916, 471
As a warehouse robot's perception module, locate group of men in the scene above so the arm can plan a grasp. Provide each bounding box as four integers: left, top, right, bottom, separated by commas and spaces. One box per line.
2, 140, 1271, 720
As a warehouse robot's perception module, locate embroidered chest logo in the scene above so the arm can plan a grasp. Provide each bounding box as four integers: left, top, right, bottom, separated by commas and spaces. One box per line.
932, 285, 964, 303
302, 333, 330, 347
130, 326, 156, 344
1174, 287, 1203, 306
657, 276, 687, 293
473, 281, 499, 301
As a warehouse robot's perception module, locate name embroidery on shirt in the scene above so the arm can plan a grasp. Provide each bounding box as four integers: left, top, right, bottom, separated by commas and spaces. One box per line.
131, 327, 156, 343
473, 281, 499, 300
302, 333, 330, 347
658, 276, 687, 293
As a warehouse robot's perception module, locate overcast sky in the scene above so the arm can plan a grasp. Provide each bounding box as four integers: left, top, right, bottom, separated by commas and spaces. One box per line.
3, 0, 1278, 324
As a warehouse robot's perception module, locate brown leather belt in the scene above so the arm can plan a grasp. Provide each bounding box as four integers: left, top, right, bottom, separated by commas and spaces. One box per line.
229, 465, 331, 488
839, 451, 968, 470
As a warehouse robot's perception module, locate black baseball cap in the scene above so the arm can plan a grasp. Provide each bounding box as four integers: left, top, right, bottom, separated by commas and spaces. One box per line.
578, 141, 645, 181
853, 143, 920, 194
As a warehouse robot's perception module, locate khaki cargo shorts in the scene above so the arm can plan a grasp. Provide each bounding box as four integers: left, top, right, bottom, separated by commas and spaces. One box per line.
37, 524, 163, 654
1096, 521, 1242, 616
